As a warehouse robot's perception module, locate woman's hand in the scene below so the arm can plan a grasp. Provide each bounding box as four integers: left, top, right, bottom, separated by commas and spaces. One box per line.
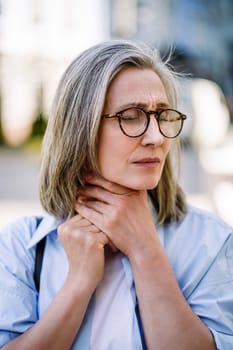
75, 174, 160, 260
75, 175, 217, 350
58, 214, 109, 293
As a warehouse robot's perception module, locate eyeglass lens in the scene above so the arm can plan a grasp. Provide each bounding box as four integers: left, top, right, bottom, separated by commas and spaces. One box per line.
119, 108, 183, 138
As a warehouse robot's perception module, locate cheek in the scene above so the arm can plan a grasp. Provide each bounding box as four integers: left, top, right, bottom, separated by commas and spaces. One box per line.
97, 126, 134, 179
98, 147, 124, 182
163, 139, 172, 156
97, 127, 122, 175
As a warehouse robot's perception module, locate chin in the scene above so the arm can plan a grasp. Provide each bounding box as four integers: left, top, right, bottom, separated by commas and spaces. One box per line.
107, 174, 160, 191
125, 180, 159, 191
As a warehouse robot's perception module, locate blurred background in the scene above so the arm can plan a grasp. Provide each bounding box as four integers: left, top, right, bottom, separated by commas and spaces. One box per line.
0, 0, 233, 228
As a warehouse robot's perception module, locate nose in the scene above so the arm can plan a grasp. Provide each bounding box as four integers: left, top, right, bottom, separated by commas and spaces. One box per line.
141, 116, 164, 146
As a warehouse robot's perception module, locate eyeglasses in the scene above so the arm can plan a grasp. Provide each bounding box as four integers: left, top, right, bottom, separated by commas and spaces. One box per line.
102, 107, 187, 138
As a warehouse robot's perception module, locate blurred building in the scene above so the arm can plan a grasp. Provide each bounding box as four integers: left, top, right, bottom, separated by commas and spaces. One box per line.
111, 0, 233, 117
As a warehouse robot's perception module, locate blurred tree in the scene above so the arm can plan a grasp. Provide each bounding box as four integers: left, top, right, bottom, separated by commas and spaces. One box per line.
31, 113, 47, 139
26, 84, 47, 149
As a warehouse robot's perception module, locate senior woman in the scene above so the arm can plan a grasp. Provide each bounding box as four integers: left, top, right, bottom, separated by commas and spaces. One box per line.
0, 40, 232, 349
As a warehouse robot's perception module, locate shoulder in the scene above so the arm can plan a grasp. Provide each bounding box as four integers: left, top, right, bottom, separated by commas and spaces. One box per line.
184, 205, 232, 231
0, 214, 59, 295
183, 206, 232, 248
0, 216, 41, 277
167, 205, 232, 247
0, 214, 62, 346
178, 209, 233, 344
0, 213, 62, 251
0, 216, 39, 255
163, 206, 233, 295
0, 217, 42, 345
182, 206, 233, 269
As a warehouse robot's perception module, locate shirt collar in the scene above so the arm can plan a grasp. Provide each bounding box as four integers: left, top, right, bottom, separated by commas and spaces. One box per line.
27, 212, 64, 249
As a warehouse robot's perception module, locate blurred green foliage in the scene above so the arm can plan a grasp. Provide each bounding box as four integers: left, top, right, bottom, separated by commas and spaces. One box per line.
25, 113, 47, 151
31, 113, 47, 137
0, 121, 4, 145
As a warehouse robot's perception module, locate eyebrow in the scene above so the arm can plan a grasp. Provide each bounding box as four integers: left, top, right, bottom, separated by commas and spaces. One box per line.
116, 101, 171, 111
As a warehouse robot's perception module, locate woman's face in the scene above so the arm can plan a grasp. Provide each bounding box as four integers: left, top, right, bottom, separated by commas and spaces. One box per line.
97, 67, 172, 190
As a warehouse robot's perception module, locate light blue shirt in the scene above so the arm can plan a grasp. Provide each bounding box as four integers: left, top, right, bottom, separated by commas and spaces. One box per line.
0, 206, 233, 349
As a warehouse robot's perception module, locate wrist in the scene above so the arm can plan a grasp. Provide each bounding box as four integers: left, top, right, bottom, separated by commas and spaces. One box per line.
64, 273, 97, 301
129, 239, 166, 272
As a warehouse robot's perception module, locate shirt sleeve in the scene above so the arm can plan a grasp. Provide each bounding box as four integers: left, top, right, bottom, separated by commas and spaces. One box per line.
187, 233, 233, 350
0, 217, 38, 347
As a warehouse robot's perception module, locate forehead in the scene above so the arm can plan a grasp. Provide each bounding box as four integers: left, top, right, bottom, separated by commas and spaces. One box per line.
104, 67, 169, 112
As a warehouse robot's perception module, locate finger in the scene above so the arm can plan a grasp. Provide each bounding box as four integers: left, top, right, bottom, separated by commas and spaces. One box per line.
76, 195, 110, 211
61, 214, 102, 235
62, 213, 88, 226
76, 202, 120, 253
85, 174, 134, 196
75, 206, 117, 252
78, 185, 135, 206
75, 202, 103, 227
96, 231, 109, 247
78, 188, 112, 205
69, 214, 96, 228
85, 224, 101, 233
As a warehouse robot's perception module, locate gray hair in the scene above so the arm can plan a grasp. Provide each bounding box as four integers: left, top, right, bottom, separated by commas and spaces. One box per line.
39, 39, 187, 223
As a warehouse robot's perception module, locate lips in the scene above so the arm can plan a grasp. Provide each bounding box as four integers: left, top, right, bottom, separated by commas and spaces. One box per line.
133, 157, 161, 164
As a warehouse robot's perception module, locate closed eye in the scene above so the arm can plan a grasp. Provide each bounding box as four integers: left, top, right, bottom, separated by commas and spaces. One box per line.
120, 115, 140, 121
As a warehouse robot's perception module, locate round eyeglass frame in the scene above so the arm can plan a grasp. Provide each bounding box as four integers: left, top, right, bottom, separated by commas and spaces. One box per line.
102, 107, 187, 139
